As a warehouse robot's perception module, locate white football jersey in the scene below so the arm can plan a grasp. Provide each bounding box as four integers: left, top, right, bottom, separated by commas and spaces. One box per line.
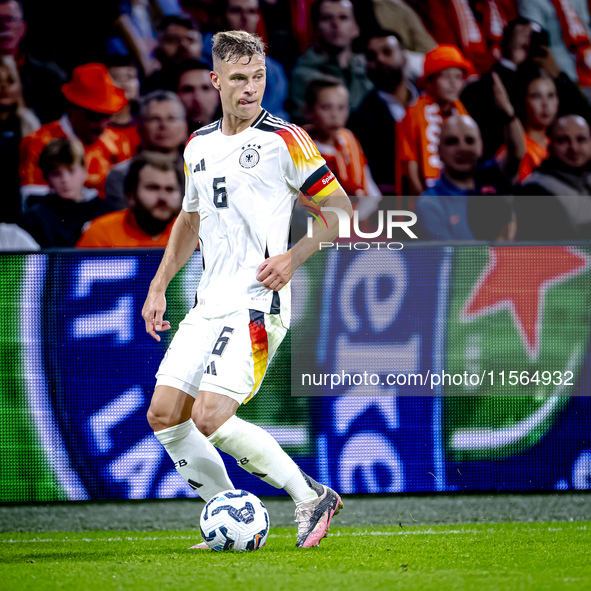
183, 109, 340, 324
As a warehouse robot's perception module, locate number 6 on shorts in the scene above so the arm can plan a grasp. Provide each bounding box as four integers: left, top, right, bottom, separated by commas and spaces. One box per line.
212, 327, 235, 356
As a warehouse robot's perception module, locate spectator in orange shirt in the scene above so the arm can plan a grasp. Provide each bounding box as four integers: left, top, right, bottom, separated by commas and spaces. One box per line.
306, 77, 381, 220
395, 44, 473, 200
77, 155, 182, 248
20, 138, 112, 247
19, 63, 136, 201
496, 65, 559, 182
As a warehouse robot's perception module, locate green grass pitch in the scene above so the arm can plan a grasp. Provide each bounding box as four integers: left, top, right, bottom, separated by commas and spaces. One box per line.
1, 496, 591, 590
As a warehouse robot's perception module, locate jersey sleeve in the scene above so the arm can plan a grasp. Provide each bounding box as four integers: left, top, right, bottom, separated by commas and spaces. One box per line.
276, 125, 341, 202
182, 139, 200, 212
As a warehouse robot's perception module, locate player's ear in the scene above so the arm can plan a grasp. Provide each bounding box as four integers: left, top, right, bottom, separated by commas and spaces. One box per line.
211, 70, 221, 91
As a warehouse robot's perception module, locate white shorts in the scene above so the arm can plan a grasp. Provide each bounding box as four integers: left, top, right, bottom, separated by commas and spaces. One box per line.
156, 307, 288, 405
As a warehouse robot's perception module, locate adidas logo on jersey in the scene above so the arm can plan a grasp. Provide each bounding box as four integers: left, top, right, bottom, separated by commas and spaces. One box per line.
204, 361, 217, 375
194, 158, 206, 172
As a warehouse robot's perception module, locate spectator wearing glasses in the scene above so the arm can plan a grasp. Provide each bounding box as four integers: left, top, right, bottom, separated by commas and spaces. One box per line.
105, 90, 188, 210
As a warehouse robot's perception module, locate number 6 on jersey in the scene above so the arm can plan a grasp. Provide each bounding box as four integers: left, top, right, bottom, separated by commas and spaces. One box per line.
213, 177, 228, 208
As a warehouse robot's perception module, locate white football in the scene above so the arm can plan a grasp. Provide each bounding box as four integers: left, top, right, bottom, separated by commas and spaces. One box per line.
199, 489, 270, 551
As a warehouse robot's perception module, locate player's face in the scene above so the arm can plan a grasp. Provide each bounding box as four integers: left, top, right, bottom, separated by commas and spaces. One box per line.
212, 54, 266, 121
439, 118, 483, 176
551, 116, 591, 169
142, 99, 188, 151
47, 164, 87, 202
225, 0, 260, 35
134, 165, 181, 222
525, 77, 558, 130
177, 69, 220, 126
309, 86, 349, 136
431, 68, 464, 104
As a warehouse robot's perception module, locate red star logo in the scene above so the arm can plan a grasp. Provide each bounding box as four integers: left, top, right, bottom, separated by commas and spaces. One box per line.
462, 247, 588, 359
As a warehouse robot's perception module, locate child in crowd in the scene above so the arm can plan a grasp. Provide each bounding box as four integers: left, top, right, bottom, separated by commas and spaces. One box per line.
20, 138, 111, 247
396, 44, 473, 199
305, 77, 381, 222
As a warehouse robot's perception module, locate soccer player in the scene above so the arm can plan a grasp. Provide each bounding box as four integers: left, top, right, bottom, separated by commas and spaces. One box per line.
142, 30, 352, 548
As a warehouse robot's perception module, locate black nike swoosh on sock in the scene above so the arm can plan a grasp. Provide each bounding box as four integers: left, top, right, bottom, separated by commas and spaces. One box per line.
251, 472, 268, 478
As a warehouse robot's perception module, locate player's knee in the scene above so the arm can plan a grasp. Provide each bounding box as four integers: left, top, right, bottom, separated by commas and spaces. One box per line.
147, 403, 177, 432
192, 406, 227, 437
192, 410, 216, 437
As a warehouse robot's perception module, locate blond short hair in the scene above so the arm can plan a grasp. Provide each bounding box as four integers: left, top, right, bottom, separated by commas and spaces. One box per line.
212, 30, 265, 66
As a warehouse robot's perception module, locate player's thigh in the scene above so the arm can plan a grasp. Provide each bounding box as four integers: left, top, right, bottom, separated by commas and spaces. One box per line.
199, 309, 288, 405
147, 385, 195, 431
156, 307, 218, 398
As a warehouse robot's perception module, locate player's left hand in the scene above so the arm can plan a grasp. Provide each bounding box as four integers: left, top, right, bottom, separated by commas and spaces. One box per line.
256, 252, 291, 291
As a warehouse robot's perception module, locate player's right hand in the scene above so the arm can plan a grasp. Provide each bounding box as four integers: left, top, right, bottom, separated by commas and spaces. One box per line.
142, 290, 171, 342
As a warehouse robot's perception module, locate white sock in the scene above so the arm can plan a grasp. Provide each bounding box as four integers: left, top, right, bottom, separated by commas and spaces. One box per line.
208, 415, 317, 505
155, 419, 234, 503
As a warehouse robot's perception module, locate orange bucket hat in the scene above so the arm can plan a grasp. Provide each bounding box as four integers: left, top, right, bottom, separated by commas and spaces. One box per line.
418, 44, 475, 87
62, 63, 128, 114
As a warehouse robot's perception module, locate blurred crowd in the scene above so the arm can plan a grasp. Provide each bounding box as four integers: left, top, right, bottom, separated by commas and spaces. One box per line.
2, 0, 591, 249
